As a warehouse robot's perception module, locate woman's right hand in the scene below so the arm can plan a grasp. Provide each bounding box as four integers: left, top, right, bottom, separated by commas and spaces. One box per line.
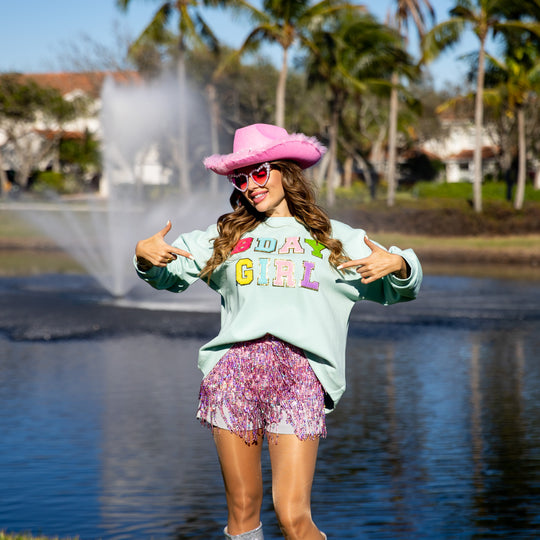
135, 221, 194, 269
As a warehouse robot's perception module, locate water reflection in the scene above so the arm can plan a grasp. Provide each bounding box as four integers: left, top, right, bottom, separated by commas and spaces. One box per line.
315, 323, 540, 539
468, 330, 540, 535
1, 275, 540, 539
96, 337, 227, 539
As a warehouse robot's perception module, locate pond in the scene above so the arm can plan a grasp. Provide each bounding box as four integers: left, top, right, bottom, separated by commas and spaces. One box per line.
1, 273, 540, 539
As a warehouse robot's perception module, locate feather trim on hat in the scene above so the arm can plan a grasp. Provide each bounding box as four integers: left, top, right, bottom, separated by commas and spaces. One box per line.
203, 133, 326, 175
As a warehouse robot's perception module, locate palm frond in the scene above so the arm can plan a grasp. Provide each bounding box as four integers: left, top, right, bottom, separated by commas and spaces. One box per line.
422, 18, 465, 62
193, 12, 220, 52
435, 92, 473, 114
301, 1, 365, 22
450, 5, 477, 20
494, 20, 540, 39
132, 3, 173, 46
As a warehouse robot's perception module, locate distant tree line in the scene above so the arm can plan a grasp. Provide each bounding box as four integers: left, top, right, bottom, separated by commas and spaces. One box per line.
0, 74, 100, 197
1, 0, 540, 212
118, 0, 540, 211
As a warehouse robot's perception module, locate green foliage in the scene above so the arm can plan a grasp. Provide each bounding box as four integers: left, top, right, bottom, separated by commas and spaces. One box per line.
59, 131, 101, 172
0, 75, 49, 121
415, 181, 475, 198
0, 74, 88, 190
334, 181, 371, 201
0, 74, 77, 123
305, 10, 413, 94
31, 171, 66, 193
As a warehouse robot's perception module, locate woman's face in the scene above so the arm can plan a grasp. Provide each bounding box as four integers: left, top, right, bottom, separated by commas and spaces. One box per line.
240, 164, 291, 217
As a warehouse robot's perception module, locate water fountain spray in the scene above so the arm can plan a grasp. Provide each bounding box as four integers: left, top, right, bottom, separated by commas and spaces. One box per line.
19, 73, 228, 298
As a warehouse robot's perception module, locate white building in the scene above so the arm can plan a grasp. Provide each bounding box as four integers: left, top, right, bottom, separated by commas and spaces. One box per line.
421, 118, 499, 183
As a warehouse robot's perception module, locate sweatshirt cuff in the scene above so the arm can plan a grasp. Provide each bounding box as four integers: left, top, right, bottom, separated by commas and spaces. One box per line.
387, 247, 422, 291
133, 255, 161, 277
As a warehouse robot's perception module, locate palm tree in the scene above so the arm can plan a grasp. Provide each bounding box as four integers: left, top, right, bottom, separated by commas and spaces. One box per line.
187, 44, 241, 192
117, 0, 235, 192
485, 42, 540, 209
305, 11, 414, 206
386, 0, 435, 207
233, 0, 363, 128
422, 0, 540, 213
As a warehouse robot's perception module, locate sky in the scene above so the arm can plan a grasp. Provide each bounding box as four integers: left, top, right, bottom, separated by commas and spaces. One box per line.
0, 0, 484, 90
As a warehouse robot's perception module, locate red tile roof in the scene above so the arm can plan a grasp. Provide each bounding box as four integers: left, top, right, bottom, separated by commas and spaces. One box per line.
448, 147, 499, 160
14, 71, 142, 98
35, 129, 85, 140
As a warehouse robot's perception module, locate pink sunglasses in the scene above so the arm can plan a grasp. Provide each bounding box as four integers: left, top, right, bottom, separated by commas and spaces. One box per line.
228, 162, 271, 192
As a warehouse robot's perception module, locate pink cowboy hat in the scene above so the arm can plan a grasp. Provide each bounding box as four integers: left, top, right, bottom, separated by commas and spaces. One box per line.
203, 123, 326, 175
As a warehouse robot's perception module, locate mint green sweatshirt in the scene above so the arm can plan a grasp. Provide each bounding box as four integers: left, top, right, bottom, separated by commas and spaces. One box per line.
135, 217, 422, 411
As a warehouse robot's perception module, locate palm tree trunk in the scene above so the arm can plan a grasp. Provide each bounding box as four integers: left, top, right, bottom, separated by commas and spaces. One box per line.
387, 71, 399, 207
344, 155, 353, 189
369, 125, 386, 180
177, 46, 190, 194
316, 151, 330, 190
514, 106, 526, 210
472, 37, 486, 213
275, 47, 289, 128
326, 101, 339, 207
15, 159, 33, 190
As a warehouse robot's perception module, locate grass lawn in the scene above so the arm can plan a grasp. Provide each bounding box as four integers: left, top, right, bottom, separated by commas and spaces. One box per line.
374, 232, 540, 252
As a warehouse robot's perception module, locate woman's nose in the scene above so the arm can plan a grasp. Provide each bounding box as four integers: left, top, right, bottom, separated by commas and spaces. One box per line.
247, 176, 259, 190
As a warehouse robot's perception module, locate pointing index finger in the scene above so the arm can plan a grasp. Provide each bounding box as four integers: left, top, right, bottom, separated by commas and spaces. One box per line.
170, 246, 194, 260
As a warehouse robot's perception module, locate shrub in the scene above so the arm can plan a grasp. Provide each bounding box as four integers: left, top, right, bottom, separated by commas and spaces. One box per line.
31, 171, 66, 193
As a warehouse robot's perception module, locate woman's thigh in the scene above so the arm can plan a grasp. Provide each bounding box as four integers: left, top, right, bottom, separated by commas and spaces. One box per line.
268, 434, 320, 514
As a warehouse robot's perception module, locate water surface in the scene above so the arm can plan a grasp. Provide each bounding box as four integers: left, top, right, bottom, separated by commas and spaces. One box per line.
1, 274, 539, 539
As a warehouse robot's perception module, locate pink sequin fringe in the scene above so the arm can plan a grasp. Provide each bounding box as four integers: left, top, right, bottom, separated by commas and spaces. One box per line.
197, 334, 326, 444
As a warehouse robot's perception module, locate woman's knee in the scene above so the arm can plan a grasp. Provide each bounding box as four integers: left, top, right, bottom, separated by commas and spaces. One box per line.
226, 486, 263, 522
273, 499, 314, 538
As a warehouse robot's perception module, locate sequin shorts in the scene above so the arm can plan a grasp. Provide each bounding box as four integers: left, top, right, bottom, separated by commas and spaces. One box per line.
197, 334, 327, 444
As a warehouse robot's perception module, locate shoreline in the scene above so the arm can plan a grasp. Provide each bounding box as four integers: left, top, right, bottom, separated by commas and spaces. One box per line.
2, 233, 539, 265
1, 238, 539, 284
1, 204, 539, 280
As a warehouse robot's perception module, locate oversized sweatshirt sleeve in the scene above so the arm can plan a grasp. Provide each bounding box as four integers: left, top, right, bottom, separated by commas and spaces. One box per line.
374, 245, 423, 304
134, 224, 218, 293
332, 220, 423, 305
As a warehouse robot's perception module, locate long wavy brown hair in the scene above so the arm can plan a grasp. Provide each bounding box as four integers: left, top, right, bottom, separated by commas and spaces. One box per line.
199, 160, 348, 281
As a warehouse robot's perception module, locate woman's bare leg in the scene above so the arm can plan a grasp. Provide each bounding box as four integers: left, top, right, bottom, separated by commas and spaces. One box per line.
214, 428, 264, 535
268, 434, 325, 540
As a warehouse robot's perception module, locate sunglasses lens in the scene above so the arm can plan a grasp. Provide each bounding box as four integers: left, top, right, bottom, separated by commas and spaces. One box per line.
251, 167, 268, 184
231, 175, 248, 191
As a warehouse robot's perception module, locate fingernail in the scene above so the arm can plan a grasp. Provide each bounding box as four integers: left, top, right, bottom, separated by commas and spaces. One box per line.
188, 255, 195, 260
337, 264, 343, 270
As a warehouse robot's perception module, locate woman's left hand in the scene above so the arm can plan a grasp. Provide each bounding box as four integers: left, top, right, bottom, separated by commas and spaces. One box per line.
337, 236, 408, 284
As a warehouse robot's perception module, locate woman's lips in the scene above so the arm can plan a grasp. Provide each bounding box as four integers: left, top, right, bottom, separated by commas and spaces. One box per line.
251, 191, 267, 204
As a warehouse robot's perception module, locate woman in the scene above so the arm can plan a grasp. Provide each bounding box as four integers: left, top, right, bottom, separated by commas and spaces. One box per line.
134, 123, 422, 539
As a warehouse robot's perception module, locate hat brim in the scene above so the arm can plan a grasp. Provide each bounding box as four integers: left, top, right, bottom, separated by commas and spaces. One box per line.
203, 134, 326, 175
